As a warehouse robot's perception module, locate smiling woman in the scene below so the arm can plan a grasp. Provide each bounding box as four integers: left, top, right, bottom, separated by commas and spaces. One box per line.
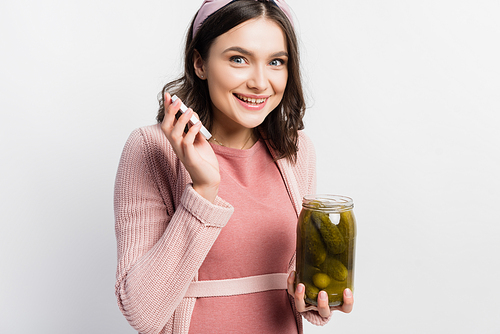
113, 1, 353, 333
193, 17, 289, 144
157, 0, 305, 162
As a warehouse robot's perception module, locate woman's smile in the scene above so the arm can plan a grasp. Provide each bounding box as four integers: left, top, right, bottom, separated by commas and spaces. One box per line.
233, 93, 270, 110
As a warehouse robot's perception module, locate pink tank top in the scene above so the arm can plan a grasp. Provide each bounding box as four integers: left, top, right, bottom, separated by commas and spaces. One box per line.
189, 140, 299, 333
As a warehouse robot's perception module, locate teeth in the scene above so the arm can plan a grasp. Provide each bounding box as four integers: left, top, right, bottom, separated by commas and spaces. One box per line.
236, 94, 266, 104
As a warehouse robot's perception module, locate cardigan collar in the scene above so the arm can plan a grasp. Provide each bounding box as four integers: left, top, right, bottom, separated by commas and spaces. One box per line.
262, 138, 303, 219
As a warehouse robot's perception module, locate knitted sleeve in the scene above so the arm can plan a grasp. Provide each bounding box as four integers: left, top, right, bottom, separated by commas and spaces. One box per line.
114, 128, 233, 334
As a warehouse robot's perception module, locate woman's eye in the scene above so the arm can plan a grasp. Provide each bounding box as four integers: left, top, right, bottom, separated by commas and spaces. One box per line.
230, 56, 246, 64
270, 59, 285, 66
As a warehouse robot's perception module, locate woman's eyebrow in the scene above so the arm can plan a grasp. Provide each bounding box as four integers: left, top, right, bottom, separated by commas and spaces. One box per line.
223, 46, 253, 56
222, 46, 288, 58
271, 51, 289, 58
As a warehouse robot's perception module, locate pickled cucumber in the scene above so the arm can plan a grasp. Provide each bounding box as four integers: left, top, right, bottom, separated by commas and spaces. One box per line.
305, 283, 319, 301
338, 249, 349, 268
312, 273, 331, 289
338, 210, 356, 242
338, 240, 355, 267
311, 211, 347, 254
320, 258, 348, 281
303, 264, 321, 281
301, 211, 327, 266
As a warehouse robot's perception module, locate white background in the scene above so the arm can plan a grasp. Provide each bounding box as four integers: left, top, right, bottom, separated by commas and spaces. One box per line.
1, 0, 499, 333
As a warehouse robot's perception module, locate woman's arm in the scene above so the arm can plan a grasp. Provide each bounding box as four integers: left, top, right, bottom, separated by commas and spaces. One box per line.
114, 129, 233, 334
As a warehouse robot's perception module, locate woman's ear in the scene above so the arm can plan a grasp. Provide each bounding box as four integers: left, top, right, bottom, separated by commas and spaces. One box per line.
193, 50, 206, 79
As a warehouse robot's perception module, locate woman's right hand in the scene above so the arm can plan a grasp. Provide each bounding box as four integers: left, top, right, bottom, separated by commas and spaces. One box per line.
161, 92, 220, 202
287, 271, 354, 318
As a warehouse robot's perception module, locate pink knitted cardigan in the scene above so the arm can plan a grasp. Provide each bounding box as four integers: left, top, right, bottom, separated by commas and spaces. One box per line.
114, 124, 332, 334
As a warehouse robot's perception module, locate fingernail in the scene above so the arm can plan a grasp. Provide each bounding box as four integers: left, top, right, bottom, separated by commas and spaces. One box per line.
345, 288, 352, 298
289, 271, 295, 279
296, 284, 304, 293
319, 291, 328, 301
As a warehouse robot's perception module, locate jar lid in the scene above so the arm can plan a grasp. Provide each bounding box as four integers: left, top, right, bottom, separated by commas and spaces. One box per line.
302, 194, 354, 212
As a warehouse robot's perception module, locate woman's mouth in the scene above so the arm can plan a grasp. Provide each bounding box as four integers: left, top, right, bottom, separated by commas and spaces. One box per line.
234, 93, 267, 105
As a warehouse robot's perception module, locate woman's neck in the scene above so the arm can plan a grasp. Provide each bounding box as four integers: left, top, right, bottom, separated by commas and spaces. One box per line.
209, 126, 257, 150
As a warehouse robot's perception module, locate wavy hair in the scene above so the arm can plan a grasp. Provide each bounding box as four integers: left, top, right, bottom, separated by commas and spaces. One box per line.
157, 0, 305, 162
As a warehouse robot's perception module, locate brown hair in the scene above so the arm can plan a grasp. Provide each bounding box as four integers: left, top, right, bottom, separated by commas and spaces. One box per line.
157, 0, 305, 162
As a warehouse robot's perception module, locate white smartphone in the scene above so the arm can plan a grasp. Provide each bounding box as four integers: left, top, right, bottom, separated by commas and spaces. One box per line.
171, 95, 212, 140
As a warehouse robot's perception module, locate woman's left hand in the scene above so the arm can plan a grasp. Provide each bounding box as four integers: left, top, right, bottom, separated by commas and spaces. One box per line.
287, 271, 354, 318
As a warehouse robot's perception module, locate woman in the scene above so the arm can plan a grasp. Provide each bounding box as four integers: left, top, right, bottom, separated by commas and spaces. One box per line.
114, 1, 354, 333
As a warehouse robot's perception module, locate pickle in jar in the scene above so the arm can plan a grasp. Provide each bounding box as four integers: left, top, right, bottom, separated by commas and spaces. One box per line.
310, 211, 347, 255
300, 210, 327, 266
338, 210, 356, 241
312, 273, 331, 289
320, 257, 348, 281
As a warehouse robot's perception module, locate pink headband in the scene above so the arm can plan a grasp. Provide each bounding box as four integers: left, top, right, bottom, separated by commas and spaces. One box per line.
192, 0, 294, 38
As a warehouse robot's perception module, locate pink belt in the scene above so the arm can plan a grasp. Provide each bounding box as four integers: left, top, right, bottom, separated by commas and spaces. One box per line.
184, 273, 289, 298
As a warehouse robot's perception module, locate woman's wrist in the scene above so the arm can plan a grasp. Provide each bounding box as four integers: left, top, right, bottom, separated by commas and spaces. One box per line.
193, 183, 219, 203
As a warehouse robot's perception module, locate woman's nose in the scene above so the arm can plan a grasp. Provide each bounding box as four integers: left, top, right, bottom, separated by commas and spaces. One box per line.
247, 66, 268, 91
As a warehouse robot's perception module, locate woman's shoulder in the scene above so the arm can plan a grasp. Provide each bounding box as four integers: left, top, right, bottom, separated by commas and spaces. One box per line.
288, 130, 316, 196
296, 130, 316, 164
298, 130, 314, 150
128, 123, 165, 144
122, 123, 178, 163
125, 123, 170, 150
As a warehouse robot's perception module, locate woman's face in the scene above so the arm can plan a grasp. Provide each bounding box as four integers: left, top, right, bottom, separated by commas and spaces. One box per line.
196, 18, 289, 133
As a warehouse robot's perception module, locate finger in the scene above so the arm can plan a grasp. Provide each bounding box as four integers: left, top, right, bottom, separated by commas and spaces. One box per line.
294, 283, 307, 312
163, 91, 172, 106
317, 291, 331, 318
165, 95, 185, 122
161, 93, 180, 134
340, 288, 354, 313
182, 121, 202, 151
163, 92, 177, 117
170, 107, 193, 140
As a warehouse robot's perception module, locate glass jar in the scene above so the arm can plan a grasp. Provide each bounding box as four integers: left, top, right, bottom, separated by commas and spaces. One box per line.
295, 195, 356, 306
